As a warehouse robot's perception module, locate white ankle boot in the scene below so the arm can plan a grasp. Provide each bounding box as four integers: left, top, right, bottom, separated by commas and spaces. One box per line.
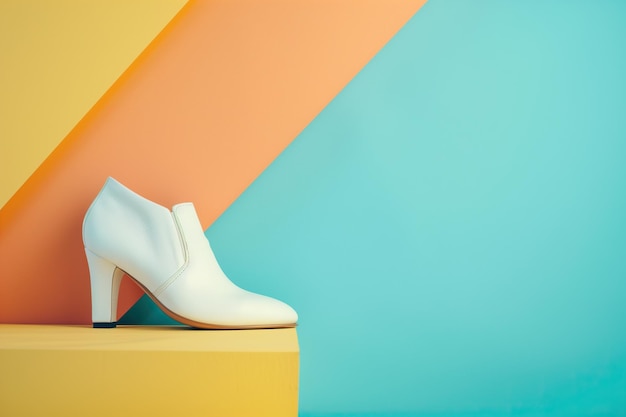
82, 177, 298, 329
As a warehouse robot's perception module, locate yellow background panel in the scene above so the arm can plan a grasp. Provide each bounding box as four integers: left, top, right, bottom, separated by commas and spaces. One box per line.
0, 0, 188, 208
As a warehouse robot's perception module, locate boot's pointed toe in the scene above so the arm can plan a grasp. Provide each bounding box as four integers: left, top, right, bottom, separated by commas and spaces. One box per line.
82, 177, 298, 329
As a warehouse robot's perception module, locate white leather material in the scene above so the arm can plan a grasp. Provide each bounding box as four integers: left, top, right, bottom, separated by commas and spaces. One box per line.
157, 203, 298, 326
83, 178, 184, 293
82, 177, 298, 328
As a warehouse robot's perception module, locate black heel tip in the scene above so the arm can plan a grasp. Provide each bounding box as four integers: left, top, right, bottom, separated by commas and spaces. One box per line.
93, 322, 117, 328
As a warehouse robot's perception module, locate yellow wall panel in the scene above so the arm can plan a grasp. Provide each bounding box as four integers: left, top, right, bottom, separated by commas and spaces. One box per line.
0, 0, 188, 208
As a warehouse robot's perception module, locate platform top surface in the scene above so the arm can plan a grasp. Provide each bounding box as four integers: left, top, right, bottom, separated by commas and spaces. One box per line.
0, 325, 299, 352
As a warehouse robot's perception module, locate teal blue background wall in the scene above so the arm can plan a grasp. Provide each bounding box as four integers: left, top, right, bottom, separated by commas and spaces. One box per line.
123, 0, 626, 415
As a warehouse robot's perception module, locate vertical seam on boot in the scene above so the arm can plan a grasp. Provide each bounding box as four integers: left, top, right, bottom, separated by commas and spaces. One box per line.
153, 210, 189, 297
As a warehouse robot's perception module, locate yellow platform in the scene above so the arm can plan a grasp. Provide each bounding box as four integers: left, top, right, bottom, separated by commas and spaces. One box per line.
0, 325, 299, 417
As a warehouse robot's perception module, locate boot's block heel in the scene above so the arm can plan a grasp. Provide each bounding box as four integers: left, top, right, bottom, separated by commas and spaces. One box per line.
85, 248, 124, 328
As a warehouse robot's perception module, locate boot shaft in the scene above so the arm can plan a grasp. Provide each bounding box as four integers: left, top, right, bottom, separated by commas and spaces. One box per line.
83, 177, 184, 288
